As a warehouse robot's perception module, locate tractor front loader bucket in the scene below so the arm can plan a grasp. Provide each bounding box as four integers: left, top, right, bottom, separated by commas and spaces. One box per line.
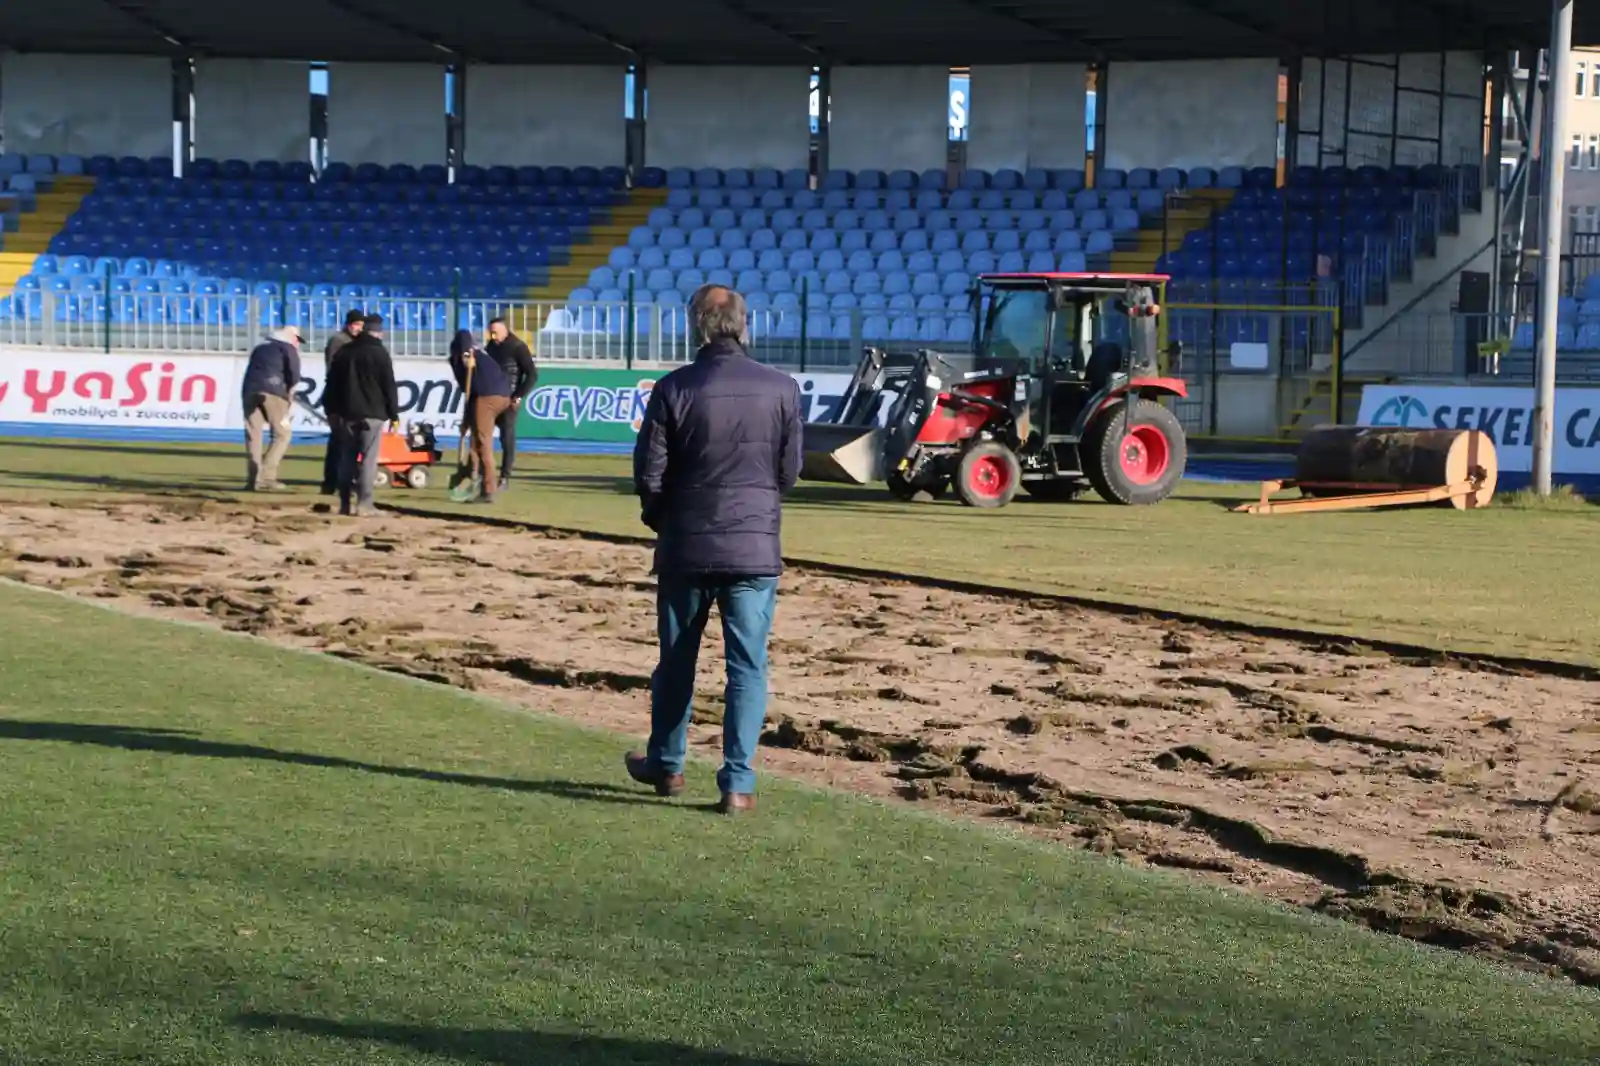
800, 423, 885, 485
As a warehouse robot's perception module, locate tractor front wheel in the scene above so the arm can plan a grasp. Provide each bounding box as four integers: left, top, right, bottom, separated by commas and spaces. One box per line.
1083, 398, 1187, 506
405, 466, 430, 489
373, 468, 391, 488
954, 441, 1021, 509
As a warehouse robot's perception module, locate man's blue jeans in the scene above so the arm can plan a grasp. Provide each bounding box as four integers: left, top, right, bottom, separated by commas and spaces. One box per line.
646, 573, 780, 796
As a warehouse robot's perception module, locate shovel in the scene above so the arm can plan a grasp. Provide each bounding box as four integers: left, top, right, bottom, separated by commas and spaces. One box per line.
448, 355, 482, 502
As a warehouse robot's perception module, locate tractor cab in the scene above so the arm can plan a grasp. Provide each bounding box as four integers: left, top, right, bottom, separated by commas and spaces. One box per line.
975, 274, 1174, 450
799, 272, 1189, 509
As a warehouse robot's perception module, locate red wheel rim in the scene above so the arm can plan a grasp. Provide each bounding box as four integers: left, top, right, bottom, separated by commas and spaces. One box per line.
968, 454, 1013, 499
1119, 425, 1171, 486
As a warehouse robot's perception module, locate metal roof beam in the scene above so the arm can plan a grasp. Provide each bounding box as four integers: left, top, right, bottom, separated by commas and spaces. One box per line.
1160, 0, 1307, 52
321, 0, 466, 58
504, 0, 640, 59
96, 0, 194, 52
708, 0, 824, 59
947, 0, 1107, 62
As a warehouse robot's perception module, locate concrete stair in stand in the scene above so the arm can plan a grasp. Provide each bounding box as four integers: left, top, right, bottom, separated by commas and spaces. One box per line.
1109, 189, 1233, 276
517, 187, 669, 331
0, 176, 94, 296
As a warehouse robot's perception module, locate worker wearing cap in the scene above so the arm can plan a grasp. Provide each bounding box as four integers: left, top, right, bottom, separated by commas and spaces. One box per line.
318, 309, 365, 495
323, 315, 399, 517
240, 326, 303, 491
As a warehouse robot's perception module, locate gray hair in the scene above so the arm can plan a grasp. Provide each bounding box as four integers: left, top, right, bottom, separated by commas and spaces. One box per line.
688, 284, 749, 347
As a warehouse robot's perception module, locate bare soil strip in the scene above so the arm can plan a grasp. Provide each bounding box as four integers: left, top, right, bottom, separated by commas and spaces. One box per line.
4, 497, 1599, 986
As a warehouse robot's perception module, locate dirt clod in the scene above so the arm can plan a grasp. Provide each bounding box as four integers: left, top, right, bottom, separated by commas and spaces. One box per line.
1155, 745, 1217, 771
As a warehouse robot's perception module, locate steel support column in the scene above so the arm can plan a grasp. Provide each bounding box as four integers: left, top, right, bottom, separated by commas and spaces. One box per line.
1533, 0, 1573, 493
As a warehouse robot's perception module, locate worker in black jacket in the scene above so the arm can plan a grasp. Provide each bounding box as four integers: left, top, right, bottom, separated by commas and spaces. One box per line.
322, 315, 399, 517
319, 309, 365, 494
484, 317, 537, 492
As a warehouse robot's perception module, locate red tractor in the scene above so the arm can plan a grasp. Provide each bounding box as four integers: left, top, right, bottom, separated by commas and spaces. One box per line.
800, 273, 1188, 508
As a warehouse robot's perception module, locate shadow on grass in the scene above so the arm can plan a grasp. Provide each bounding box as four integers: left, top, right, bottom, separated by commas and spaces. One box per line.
0, 441, 243, 461
0, 468, 241, 495
238, 1014, 811, 1064
517, 472, 634, 494
0, 719, 658, 807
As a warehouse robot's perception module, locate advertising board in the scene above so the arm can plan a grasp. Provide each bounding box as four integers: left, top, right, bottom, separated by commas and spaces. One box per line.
0, 350, 873, 447
1358, 384, 1600, 475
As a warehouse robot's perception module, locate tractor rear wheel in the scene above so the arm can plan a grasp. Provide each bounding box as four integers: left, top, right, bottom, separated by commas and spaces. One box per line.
1083, 398, 1187, 506
373, 468, 391, 488
1022, 479, 1089, 502
405, 466, 430, 489
954, 441, 1021, 509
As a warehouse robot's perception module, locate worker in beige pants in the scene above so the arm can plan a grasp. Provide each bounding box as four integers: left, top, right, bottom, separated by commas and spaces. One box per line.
240, 327, 304, 491
244, 393, 294, 489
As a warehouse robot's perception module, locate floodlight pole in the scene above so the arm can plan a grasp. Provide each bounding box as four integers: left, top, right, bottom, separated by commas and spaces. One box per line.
1533, 0, 1574, 494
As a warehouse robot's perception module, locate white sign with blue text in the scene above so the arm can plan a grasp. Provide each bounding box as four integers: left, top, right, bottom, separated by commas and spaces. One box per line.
1357, 384, 1600, 475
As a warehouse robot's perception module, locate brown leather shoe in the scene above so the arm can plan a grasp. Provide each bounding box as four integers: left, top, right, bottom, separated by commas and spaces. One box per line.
624, 751, 685, 797
716, 792, 756, 815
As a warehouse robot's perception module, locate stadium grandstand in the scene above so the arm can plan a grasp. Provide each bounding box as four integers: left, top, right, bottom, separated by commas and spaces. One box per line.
0, 0, 1590, 433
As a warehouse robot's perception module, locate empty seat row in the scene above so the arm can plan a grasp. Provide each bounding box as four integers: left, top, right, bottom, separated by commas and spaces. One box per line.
625, 227, 1115, 259
619, 271, 980, 301
1287, 163, 1478, 189
618, 228, 1110, 264
643, 166, 1079, 193
62, 155, 627, 187
661, 187, 1166, 214
590, 264, 1039, 301
1511, 323, 1588, 351
0, 153, 86, 176
20, 274, 530, 298
641, 164, 1275, 193
0, 292, 514, 331
576, 285, 976, 315
45, 236, 558, 267
62, 217, 581, 243
642, 206, 1138, 234
543, 303, 977, 346
590, 249, 1094, 291
83, 181, 620, 207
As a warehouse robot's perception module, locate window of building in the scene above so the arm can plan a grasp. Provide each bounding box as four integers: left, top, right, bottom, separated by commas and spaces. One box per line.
1573, 134, 1585, 168
1579, 61, 1589, 97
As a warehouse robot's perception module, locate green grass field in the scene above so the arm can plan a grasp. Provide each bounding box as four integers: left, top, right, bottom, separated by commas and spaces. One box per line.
2, 581, 1598, 1065
2, 438, 1598, 664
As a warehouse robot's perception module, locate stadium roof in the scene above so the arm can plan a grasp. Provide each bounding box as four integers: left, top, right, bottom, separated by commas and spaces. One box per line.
0, 0, 1587, 66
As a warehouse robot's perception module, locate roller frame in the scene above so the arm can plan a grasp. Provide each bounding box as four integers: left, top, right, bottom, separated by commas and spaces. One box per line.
1233, 477, 1489, 515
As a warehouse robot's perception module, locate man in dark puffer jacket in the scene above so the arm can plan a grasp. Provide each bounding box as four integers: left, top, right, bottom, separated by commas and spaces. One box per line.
623, 284, 802, 815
